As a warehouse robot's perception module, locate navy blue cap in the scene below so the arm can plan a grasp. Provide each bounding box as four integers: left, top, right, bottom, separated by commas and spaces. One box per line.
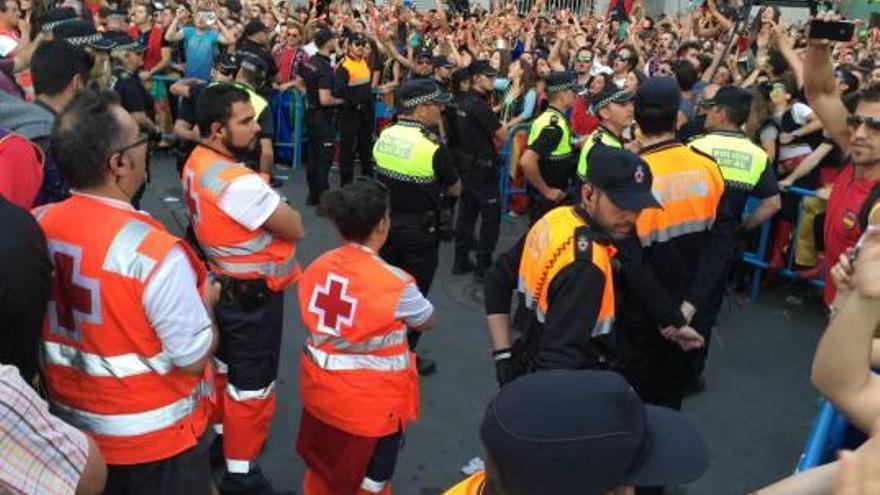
106, 31, 145, 53
397, 79, 452, 109
590, 85, 634, 114
636, 76, 681, 112
545, 71, 583, 93
586, 144, 661, 211
413, 46, 433, 60
700, 85, 752, 109
468, 59, 497, 77
450, 66, 471, 87
480, 370, 707, 495
39, 7, 77, 33
54, 20, 114, 51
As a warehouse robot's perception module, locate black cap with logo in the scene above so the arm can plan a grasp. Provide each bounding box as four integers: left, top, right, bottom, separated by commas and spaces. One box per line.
480, 370, 708, 495
54, 20, 115, 51
545, 71, 584, 94
590, 85, 634, 114
585, 143, 662, 211
700, 85, 752, 109
396, 79, 452, 109
468, 59, 498, 77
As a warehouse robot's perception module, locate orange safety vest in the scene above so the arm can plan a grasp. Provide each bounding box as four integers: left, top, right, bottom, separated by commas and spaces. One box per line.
298, 243, 419, 437
442, 472, 486, 495
35, 194, 213, 465
636, 142, 724, 248
518, 206, 616, 337
182, 145, 299, 291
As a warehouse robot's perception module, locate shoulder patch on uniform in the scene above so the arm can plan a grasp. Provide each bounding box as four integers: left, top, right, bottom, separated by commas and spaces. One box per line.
574, 226, 592, 260
549, 114, 559, 126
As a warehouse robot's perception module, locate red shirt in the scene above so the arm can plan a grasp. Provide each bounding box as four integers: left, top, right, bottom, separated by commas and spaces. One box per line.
823, 163, 879, 305
570, 95, 598, 136
129, 25, 164, 71
0, 130, 43, 209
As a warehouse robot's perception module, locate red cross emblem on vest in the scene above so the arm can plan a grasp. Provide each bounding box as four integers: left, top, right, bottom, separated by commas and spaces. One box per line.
47, 241, 101, 340
308, 273, 357, 336
183, 169, 200, 223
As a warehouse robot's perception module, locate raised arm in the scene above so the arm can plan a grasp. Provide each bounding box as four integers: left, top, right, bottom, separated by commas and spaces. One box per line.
803, 12, 850, 152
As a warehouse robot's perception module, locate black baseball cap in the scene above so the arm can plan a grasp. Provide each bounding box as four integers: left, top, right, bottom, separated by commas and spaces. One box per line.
432, 55, 455, 69
635, 76, 681, 113
586, 144, 661, 211
397, 79, 452, 109
39, 7, 77, 33
243, 20, 271, 37
590, 85, 634, 114
314, 29, 335, 48
413, 46, 432, 60
468, 59, 497, 77
450, 66, 471, 87
347, 32, 367, 44
700, 85, 752, 109
54, 20, 114, 51
545, 71, 583, 93
215, 52, 240, 72
480, 370, 707, 495
107, 7, 128, 18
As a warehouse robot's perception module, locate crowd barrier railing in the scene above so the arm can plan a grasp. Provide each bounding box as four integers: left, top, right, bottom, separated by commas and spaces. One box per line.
740, 186, 825, 299
497, 122, 533, 216
796, 399, 852, 471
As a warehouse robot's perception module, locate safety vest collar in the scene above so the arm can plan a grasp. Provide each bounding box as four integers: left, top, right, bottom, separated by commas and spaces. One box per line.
596, 125, 624, 146
193, 143, 238, 163
707, 129, 747, 139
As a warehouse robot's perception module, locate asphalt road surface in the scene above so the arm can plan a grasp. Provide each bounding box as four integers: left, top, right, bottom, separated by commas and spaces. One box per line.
144, 152, 827, 494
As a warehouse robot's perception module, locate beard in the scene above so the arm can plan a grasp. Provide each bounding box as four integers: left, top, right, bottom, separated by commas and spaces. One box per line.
222, 134, 257, 159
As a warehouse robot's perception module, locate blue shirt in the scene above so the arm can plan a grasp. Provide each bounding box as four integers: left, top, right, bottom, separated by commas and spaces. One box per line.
182, 27, 219, 80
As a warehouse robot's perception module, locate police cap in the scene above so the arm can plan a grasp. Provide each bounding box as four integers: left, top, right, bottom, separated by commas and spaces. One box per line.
480, 370, 708, 495
586, 143, 661, 211
54, 20, 114, 51
590, 85, 634, 114
545, 70, 584, 94
468, 59, 498, 78
106, 31, 146, 54
39, 7, 77, 33
397, 79, 452, 109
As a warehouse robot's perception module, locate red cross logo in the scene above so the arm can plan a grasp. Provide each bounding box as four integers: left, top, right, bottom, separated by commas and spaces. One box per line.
48, 242, 101, 340
308, 273, 357, 336
183, 170, 201, 223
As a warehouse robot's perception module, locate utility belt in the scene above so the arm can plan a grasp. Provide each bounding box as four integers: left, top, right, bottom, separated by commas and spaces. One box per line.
218, 275, 274, 311
391, 209, 454, 242
341, 101, 372, 113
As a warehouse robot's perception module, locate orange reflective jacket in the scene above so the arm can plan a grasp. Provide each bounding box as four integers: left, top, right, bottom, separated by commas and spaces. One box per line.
442, 472, 486, 495
182, 145, 299, 291
518, 206, 616, 337
36, 194, 212, 465
298, 244, 419, 437
636, 142, 724, 247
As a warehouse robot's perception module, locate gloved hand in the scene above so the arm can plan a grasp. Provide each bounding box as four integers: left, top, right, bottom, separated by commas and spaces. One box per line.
493, 348, 516, 387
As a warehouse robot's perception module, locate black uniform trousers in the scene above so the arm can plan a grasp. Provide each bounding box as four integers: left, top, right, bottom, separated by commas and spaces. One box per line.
379, 214, 439, 350
103, 432, 213, 495
454, 180, 501, 269
306, 110, 336, 203
338, 105, 375, 186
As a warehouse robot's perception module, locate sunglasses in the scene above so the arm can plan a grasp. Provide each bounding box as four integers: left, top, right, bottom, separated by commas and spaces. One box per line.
352, 40, 366, 47
847, 114, 880, 132
576, 56, 592, 63
615, 54, 631, 62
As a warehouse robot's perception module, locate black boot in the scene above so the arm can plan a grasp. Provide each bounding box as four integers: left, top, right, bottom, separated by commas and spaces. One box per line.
416, 355, 437, 376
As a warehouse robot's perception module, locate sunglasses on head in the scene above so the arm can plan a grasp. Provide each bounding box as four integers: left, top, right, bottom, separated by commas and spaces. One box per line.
847, 114, 880, 132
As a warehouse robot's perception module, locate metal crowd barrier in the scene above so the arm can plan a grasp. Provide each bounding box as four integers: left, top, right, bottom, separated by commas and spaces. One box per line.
796, 400, 852, 471
498, 122, 532, 216
740, 186, 825, 299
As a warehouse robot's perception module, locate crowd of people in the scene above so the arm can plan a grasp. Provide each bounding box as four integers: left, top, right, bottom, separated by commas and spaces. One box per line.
2, 0, 880, 492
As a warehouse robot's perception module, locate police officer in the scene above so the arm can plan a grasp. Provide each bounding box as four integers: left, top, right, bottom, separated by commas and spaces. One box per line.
233, 53, 276, 179
236, 20, 278, 90
334, 32, 375, 185
615, 78, 733, 412
432, 55, 455, 88
181, 84, 304, 494
107, 32, 160, 209
409, 46, 434, 80
452, 60, 508, 280
484, 145, 660, 387
576, 86, 634, 181
303, 29, 342, 205
296, 180, 435, 494
687, 86, 781, 390
519, 71, 580, 223
373, 79, 462, 376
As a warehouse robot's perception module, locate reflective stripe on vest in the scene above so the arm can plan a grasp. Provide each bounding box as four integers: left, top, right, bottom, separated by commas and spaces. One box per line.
212, 249, 298, 278
42, 341, 174, 378
103, 219, 160, 282
373, 121, 439, 183
640, 218, 714, 246
308, 327, 408, 353
303, 344, 411, 372
51, 379, 212, 437
577, 129, 623, 180
360, 477, 388, 494
689, 132, 768, 191
517, 206, 616, 337
227, 380, 275, 401
527, 108, 573, 159
203, 232, 275, 258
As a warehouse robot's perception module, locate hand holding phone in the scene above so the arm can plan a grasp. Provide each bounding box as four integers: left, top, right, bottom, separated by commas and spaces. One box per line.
809, 19, 855, 41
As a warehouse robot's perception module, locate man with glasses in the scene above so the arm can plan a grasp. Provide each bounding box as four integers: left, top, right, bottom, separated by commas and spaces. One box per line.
573, 47, 593, 88
334, 32, 375, 186
35, 89, 218, 495
611, 45, 638, 90
410, 46, 435, 80
804, 11, 880, 308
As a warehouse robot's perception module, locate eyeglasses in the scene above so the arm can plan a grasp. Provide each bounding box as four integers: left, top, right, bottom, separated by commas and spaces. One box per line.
847, 114, 880, 132
115, 134, 150, 156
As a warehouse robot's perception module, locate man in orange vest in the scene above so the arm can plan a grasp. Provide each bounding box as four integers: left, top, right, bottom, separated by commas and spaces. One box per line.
442, 370, 709, 495
614, 77, 735, 412
181, 83, 305, 494
483, 144, 663, 387
296, 180, 435, 495
36, 89, 218, 494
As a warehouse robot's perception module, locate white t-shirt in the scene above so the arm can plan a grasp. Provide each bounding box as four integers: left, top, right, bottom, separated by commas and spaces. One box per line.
776, 102, 815, 161
216, 174, 281, 231
0, 34, 18, 57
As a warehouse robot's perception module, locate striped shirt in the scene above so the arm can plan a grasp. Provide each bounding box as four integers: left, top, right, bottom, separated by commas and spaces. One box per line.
0, 365, 88, 495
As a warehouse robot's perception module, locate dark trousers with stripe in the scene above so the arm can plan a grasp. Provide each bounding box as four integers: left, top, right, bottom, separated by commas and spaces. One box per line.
103, 433, 213, 495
